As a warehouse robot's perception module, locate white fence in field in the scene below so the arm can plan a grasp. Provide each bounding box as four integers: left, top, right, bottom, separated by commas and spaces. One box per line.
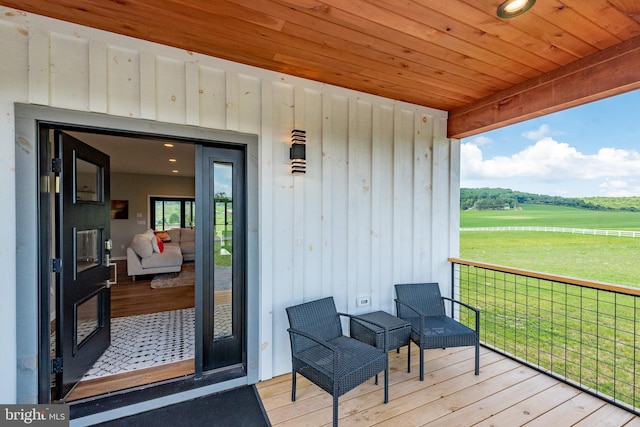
460, 226, 640, 238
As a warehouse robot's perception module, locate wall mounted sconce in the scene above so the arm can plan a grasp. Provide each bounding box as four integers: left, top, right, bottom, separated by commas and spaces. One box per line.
497, 0, 535, 19
290, 129, 306, 174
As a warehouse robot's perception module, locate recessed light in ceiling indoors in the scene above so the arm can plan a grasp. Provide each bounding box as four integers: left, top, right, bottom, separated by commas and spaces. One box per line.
164, 143, 174, 147
172, 169, 179, 173
169, 158, 177, 162
497, 0, 536, 19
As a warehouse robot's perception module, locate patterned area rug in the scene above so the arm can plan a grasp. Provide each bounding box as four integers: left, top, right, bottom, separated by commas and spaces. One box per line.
82, 304, 232, 379
150, 263, 194, 289
150, 263, 232, 290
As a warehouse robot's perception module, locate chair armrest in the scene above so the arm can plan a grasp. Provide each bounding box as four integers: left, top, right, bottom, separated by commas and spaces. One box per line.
395, 298, 427, 339
287, 328, 337, 352
441, 297, 480, 331
394, 298, 425, 318
340, 312, 389, 351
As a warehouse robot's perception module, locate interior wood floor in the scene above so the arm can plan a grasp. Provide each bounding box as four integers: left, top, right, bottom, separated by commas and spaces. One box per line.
65, 260, 196, 402
257, 345, 640, 427
110, 261, 195, 318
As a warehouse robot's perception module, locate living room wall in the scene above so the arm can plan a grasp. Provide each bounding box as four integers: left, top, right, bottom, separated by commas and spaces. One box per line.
110, 172, 195, 260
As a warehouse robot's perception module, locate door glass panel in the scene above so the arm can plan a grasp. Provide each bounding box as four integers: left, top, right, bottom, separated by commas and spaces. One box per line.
214, 162, 233, 339
76, 229, 100, 273
76, 157, 101, 202
75, 294, 100, 349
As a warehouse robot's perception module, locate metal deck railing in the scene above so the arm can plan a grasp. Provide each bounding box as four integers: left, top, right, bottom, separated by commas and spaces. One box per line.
450, 258, 640, 416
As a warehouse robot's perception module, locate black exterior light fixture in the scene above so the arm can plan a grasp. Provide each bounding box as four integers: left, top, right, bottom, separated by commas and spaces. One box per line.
290, 129, 306, 174
497, 0, 536, 18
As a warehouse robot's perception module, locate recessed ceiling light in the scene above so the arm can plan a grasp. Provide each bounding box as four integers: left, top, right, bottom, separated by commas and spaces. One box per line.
169, 158, 177, 162
171, 169, 179, 173
164, 143, 174, 148
497, 0, 535, 19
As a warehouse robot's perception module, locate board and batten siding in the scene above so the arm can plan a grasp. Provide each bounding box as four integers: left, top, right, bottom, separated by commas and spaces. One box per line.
0, 8, 460, 402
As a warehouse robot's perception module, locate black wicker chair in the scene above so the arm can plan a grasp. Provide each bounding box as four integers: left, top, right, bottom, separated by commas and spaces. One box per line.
286, 297, 389, 427
395, 283, 480, 381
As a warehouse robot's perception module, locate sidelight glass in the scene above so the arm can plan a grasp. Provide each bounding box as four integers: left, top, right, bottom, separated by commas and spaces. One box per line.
213, 162, 233, 339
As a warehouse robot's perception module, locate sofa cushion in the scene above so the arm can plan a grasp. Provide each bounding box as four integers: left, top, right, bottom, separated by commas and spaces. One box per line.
167, 228, 181, 243
181, 228, 195, 242
131, 234, 153, 258
140, 243, 182, 268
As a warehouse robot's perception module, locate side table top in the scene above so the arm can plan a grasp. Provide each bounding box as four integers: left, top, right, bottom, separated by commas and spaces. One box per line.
352, 310, 410, 329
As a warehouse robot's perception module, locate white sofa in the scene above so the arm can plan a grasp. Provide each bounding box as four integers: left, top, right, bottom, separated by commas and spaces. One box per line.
126, 228, 195, 280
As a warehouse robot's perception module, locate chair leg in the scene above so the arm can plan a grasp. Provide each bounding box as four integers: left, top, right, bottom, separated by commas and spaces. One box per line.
383, 367, 389, 404
407, 343, 411, 373
333, 394, 339, 427
291, 371, 297, 402
419, 346, 424, 381
475, 341, 480, 375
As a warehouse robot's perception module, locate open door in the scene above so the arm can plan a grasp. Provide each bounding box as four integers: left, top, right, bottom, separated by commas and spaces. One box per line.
53, 131, 111, 400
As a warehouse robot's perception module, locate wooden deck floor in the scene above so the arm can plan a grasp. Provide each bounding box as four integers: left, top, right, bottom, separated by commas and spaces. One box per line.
257, 345, 640, 427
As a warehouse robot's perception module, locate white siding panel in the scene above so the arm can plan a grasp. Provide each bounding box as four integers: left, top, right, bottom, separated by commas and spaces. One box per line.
269, 82, 295, 377
27, 28, 49, 106
348, 100, 373, 313
413, 113, 434, 281
0, 17, 29, 404
328, 95, 350, 308
237, 75, 261, 135
155, 56, 186, 124
89, 41, 108, 113
139, 52, 155, 120
371, 105, 395, 309
50, 34, 89, 111
108, 47, 141, 118
432, 137, 453, 293
185, 61, 199, 126
393, 109, 416, 284
301, 89, 323, 303
198, 66, 226, 129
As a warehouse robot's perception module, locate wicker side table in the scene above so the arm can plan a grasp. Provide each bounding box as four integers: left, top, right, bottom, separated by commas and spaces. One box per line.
350, 310, 412, 373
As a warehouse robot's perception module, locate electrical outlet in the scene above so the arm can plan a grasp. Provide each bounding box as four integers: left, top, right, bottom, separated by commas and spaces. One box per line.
356, 296, 370, 307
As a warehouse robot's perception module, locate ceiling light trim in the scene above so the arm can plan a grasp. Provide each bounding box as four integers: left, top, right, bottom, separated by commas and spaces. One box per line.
497, 0, 536, 19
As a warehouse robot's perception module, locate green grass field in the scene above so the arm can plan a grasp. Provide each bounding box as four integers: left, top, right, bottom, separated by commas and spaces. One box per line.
460, 204, 640, 288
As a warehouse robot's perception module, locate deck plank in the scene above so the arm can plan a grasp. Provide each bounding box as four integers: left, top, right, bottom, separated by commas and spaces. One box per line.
257, 345, 640, 427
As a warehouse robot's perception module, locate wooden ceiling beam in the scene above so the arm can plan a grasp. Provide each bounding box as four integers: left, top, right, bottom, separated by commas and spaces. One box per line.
447, 35, 640, 139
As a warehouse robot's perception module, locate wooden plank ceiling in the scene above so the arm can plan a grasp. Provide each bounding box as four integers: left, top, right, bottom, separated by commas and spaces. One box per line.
3, 0, 640, 138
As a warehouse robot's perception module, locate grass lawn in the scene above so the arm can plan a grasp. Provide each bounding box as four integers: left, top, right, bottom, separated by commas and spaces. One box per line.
460, 231, 640, 288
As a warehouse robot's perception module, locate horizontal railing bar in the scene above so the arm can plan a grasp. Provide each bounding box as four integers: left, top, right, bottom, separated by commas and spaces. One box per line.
448, 257, 640, 297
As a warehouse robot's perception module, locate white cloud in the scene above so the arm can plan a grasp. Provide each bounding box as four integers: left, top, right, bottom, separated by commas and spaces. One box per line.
522, 124, 551, 140
461, 134, 640, 197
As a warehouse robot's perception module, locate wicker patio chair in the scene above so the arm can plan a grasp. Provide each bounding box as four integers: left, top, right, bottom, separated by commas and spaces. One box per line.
286, 297, 389, 427
395, 283, 480, 381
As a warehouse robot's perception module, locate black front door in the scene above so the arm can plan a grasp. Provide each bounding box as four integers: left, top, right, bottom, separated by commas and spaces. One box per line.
198, 145, 246, 371
54, 131, 111, 400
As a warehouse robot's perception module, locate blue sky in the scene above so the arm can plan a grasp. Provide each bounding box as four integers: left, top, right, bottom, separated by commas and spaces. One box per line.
460, 89, 640, 198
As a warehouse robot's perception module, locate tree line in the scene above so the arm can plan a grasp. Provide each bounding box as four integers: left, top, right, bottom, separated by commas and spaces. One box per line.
461, 188, 640, 211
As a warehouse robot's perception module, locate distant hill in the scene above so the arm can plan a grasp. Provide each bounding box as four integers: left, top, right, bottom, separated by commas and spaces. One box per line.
461, 188, 640, 211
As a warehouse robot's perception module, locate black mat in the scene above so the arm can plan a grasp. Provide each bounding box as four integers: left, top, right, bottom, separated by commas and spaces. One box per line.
92, 385, 270, 426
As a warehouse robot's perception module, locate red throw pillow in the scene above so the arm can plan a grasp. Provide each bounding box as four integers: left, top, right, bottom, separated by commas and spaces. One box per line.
156, 236, 164, 253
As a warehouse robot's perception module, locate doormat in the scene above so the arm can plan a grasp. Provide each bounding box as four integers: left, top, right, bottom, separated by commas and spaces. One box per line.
92, 385, 271, 427
150, 263, 195, 289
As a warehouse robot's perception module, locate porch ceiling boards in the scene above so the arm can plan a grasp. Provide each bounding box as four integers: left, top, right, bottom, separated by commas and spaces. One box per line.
3, 1, 640, 138
257, 345, 640, 426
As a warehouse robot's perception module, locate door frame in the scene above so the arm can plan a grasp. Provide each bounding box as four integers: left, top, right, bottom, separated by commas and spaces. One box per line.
15, 104, 259, 408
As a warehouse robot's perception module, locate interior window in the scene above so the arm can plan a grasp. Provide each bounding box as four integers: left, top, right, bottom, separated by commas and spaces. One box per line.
150, 197, 195, 230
